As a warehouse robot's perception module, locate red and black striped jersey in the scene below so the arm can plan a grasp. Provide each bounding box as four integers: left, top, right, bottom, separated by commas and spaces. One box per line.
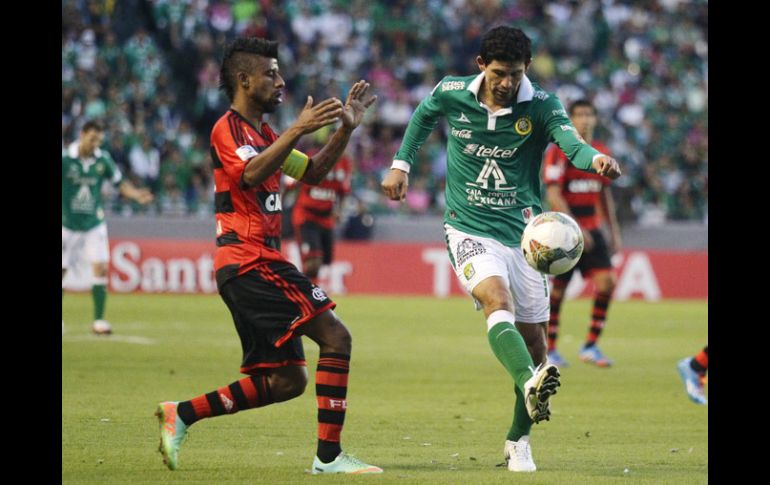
286, 151, 352, 230
210, 109, 287, 287
543, 140, 611, 231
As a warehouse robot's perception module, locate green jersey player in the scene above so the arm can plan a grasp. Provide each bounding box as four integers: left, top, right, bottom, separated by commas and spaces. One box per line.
382, 26, 621, 473
62, 121, 153, 335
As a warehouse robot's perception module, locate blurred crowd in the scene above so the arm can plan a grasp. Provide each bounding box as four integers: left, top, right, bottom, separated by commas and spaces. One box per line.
62, 0, 708, 226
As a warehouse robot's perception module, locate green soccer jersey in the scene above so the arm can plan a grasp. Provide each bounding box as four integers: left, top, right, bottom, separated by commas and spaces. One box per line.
62, 142, 122, 231
393, 73, 602, 247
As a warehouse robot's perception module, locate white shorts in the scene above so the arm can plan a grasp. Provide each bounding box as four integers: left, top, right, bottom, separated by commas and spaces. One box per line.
62, 223, 110, 270
445, 224, 550, 323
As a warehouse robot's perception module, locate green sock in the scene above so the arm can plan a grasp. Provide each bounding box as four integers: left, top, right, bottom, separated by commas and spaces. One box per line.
487, 320, 536, 442
92, 284, 107, 320
487, 321, 536, 393
507, 386, 532, 441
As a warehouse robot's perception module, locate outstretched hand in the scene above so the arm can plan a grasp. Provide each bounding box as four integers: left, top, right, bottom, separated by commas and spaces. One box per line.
294, 96, 344, 135
592, 155, 621, 179
341, 80, 378, 130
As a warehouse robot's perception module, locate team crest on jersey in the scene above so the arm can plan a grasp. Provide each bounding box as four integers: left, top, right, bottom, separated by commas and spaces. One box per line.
456, 238, 486, 266
514, 117, 532, 136
521, 207, 533, 222
95, 164, 105, 174
463, 263, 476, 280
312, 287, 328, 301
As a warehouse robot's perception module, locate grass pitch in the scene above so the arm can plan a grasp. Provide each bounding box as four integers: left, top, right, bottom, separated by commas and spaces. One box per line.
62, 294, 707, 484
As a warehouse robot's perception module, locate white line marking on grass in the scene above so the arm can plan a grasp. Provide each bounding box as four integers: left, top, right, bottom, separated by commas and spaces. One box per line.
62, 335, 158, 345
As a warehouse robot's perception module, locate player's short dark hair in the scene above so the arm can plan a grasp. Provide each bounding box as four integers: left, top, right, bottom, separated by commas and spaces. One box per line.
219, 37, 279, 101
479, 26, 532, 65
81, 120, 104, 133
568, 99, 596, 116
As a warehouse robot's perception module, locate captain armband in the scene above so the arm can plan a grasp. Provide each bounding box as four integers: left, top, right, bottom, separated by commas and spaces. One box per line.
281, 149, 310, 179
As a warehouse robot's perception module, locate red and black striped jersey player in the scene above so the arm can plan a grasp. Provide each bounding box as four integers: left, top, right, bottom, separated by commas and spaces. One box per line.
542, 99, 622, 368
154, 37, 381, 475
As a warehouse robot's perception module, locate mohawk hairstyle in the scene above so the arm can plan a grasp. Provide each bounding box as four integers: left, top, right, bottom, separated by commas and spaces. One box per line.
219, 37, 279, 101
479, 26, 532, 65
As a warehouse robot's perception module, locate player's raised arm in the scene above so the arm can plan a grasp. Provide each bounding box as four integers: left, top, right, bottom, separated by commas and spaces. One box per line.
242, 96, 344, 187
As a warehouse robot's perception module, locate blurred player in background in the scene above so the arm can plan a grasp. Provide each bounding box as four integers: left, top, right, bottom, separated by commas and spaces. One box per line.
382, 26, 621, 473
284, 139, 352, 284
62, 120, 154, 335
154, 37, 380, 474
677, 345, 708, 405
543, 99, 622, 368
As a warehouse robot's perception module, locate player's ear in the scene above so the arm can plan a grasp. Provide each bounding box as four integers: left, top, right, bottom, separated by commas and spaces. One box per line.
238, 72, 250, 89
476, 56, 486, 72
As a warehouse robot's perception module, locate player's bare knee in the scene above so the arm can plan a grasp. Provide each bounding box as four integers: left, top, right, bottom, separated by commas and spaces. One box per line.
473, 277, 514, 315
595, 272, 616, 294
479, 290, 513, 315
329, 318, 352, 354
269, 369, 308, 402
302, 311, 352, 354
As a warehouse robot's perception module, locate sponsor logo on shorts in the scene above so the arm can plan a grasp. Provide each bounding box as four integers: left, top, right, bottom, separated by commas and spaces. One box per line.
456, 238, 486, 266
312, 287, 328, 301
463, 263, 475, 280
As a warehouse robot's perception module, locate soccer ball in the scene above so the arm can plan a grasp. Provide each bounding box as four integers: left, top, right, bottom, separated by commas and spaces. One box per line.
521, 212, 584, 275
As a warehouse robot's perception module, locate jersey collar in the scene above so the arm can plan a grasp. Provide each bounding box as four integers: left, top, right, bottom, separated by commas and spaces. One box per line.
466, 72, 535, 105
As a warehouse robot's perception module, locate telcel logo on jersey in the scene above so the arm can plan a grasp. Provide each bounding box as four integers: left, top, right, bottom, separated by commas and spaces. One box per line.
471, 145, 518, 159
451, 127, 472, 139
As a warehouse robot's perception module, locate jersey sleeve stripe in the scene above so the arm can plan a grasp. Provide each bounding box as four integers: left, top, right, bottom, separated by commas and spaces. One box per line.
210, 146, 224, 169
227, 113, 246, 147
215, 191, 235, 213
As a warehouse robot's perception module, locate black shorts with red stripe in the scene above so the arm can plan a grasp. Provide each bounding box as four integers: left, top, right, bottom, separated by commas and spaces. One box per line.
296, 221, 334, 264
555, 228, 613, 282
218, 261, 336, 374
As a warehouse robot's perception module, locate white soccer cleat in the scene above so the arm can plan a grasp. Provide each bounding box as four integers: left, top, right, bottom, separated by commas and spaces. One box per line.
504, 436, 536, 472
92, 319, 113, 335
524, 363, 561, 423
